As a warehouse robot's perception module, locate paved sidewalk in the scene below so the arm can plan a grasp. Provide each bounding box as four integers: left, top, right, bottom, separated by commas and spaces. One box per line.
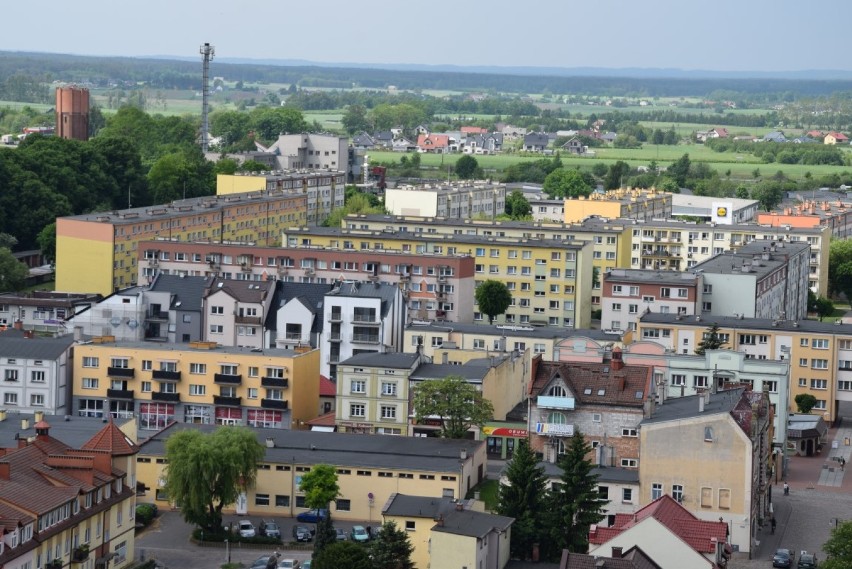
786, 422, 852, 493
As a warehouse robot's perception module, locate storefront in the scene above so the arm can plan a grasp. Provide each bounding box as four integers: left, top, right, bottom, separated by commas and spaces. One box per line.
483, 423, 528, 459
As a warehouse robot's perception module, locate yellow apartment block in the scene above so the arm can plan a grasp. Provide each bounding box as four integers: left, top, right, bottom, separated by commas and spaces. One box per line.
72, 341, 320, 430
282, 226, 595, 328
57, 190, 308, 295
134, 423, 487, 523
563, 188, 672, 223
638, 313, 852, 424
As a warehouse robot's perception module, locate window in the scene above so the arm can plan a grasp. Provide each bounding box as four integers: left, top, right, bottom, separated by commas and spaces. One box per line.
592, 413, 602, 423
141, 360, 152, 371
671, 374, 686, 386
189, 384, 206, 396
718, 488, 731, 509
380, 406, 397, 419
798, 377, 807, 387
30, 394, 44, 407
82, 378, 98, 389
694, 375, 708, 388
651, 483, 662, 500
350, 404, 365, 417
812, 359, 829, 370
350, 380, 365, 394
799, 358, 808, 367
210, 306, 224, 315
275, 495, 290, 507
622, 488, 633, 503
621, 428, 638, 437
405, 521, 415, 531
672, 484, 684, 503
82, 357, 99, 368
621, 458, 638, 468
381, 382, 397, 396
254, 494, 270, 506
4, 369, 18, 382
209, 325, 223, 334
598, 486, 609, 499
141, 381, 152, 392
4, 393, 17, 405
335, 499, 351, 512
31, 370, 45, 382
813, 339, 829, 349
811, 379, 828, 390
189, 363, 207, 374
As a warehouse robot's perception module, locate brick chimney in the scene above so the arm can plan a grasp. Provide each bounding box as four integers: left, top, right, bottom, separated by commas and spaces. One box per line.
35, 420, 51, 440
612, 546, 623, 558
611, 347, 624, 371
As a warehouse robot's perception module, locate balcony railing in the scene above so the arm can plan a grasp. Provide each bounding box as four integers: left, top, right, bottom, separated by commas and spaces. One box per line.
235, 315, 262, 325
285, 333, 303, 341
152, 370, 181, 381
214, 373, 242, 385
152, 392, 180, 403
352, 334, 380, 344
352, 314, 379, 325
537, 396, 576, 410
108, 367, 135, 378
261, 398, 289, 410
213, 395, 241, 407
72, 546, 89, 563
107, 388, 134, 400
147, 310, 169, 321
261, 376, 289, 388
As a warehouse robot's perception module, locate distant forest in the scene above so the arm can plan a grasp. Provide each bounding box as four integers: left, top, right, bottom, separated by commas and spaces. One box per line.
3, 51, 852, 103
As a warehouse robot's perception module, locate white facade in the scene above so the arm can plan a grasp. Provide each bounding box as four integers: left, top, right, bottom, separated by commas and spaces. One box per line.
385, 183, 507, 219
590, 517, 717, 568
275, 297, 317, 349
203, 282, 275, 349
0, 333, 74, 415
67, 290, 146, 341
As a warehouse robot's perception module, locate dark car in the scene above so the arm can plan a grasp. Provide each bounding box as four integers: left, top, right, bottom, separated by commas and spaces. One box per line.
295, 509, 328, 523
292, 524, 313, 542
773, 549, 794, 569
258, 520, 281, 539
798, 553, 818, 569
334, 528, 347, 541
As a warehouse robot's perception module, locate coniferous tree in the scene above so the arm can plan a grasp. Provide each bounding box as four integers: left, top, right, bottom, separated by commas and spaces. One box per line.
545, 431, 608, 559
497, 440, 547, 560
369, 521, 414, 569
695, 323, 726, 355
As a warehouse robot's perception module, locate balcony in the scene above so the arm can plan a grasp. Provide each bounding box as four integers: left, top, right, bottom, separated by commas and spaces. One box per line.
213, 395, 241, 407
152, 392, 180, 403
535, 422, 575, 437
284, 332, 303, 341
235, 315, 262, 325
153, 370, 181, 381
352, 333, 380, 344
240, 263, 251, 272
537, 396, 576, 410
72, 546, 89, 563
329, 332, 342, 342
214, 373, 242, 385
328, 312, 343, 323
261, 398, 289, 410
328, 353, 341, 364
261, 376, 289, 388
352, 314, 379, 325
147, 310, 169, 321
107, 388, 134, 400
108, 367, 135, 378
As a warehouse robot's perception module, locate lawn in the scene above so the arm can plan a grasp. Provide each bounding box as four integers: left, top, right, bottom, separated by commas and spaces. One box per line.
466, 478, 500, 512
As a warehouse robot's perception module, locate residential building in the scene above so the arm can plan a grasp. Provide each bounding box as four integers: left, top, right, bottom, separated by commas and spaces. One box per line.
0, 415, 138, 569
382, 494, 512, 569
638, 389, 772, 555
601, 269, 701, 334
384, 182, 507, 219
560, 547, 662, 569
637, 313, 852, 424
203, 279, 276, 349
66, 286, 151, 342
528, 351, 653, 465
71, 340, 320, 430
586, 495, 730, 569
55, 86, 89, 141
335, 352, 421, 435
272, 283, 334, 350
282, 226, 594, 329
141, 274, 207, 343
563, 189, 672, 224
56, 191, 307, 295
523, 133, 549, 152
263, 133, 348, 172
529, 198, 566, 222
0, 328, 74, 414
135, 423, 486, 521
824, 132, 849, 145
561, 137, 586, 155
671, 194, 759, 224
0, 291, 101, 333
416, 134, 449, 153
321, 282, 406, 380
693, 240, 810, 321
216, 170, 345, 225
758, 198, 852, 240
627, 221, 829, 296
787, 413, 828, 456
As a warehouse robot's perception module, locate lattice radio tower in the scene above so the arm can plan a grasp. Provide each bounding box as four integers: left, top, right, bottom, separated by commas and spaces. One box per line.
200, 42, 215, 153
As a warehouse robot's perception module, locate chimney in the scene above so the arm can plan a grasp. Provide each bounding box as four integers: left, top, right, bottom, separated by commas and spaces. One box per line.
74, 326, 83, 341
265, 437, 274, 448
0, 462, 9, 479
21, 419, 29, 430
13, 320, 23, 331
34, 411, 44, 423
611, 347, 624, 371
34, 420, 50, 440
612, 546, 624, 559
698, 390, 706, 413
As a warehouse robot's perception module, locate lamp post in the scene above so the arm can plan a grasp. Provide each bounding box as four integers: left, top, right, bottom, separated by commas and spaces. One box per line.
224, 539, 230, 564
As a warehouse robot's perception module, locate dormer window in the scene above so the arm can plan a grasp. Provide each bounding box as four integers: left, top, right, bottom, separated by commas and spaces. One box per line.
85, 492, 92, 508
547, 385, 567, 397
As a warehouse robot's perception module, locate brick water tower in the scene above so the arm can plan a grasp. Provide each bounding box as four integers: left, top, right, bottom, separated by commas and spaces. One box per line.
55, 86, 90, 140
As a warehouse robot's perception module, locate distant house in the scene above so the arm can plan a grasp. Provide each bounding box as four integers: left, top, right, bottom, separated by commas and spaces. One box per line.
561, 137, 586, 155
710, 127, 728, 138
461, 126, 488, 135
523, 132, 550, 152
792, 136, 818, 144
465, 133, 504, 154
501, 125, 528, 139
417, 134, 450, 153
600, 132, 618, 143
806, 130, 824, 138
824, 132, 849, 145
392, 137, 417, 152
414, 124, 431, 136
351, 132, 376, 149
762, 131, 786, 143
374, 131, 395, 149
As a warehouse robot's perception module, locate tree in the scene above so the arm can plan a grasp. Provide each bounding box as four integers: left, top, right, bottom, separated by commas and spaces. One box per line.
504, 190, 532, 220
313, 541, 371, 569
0, 248, 29, 292
822, 519, 852, 569
36, 223, 55, 263
300, 464, 340, 558
815, 296, 835, 321
342, 104, 370, 135
829, 239, 852, 300
545, 431, 607, 559
735, 185, 750, 199
475, 280, 512, 324
604, 161, 631, 190
668, 153, 691, 187
795, 393, 818, 414
163, 426, 265, 532
694, 323, 727, 355
497, 440, 547, 560
455, 155, 480, 180
751, 181, 784, 211
413, 375, 494, 439
543, 169, 592, 199
369, 521, 415, 569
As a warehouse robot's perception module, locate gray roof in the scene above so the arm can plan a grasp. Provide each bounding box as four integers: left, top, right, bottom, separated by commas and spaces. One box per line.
138, 422, 483, 472
411, 363, 491, 382
204, 279, 275, 303
640, 312, 852, 335
640, 388, 745, 426
270, 282, 334, 334
338, 352, 420, 369
510, 462, 639, 484
149, 274, 209, 312
382, 494, 475, 518
693, 240, 809, 277
524, 133, 549, 146
432, 509, 513, 538
407, 322, 616, 342
604, 269, 699, 286
0, 414, 135, 450
83, 340, 302, 358
0, 330, 74, 360
329, 282, 398, 318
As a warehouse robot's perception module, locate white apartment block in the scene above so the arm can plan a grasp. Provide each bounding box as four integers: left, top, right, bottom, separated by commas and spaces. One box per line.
0, 328, 74, 414
384, 182, 507, 218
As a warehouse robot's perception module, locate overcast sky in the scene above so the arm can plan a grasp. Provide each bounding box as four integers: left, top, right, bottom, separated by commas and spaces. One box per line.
3, 0, 850, 73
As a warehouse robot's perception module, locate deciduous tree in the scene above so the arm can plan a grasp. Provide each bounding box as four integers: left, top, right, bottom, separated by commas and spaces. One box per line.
497, 440, 547, 559
300, 464, 340, 558
822, 519, 852, 569
164, 427, 265, 532
504, 190, 532, 220
543, 169, 592, 199
413, 375, 494, 439
475, 280, 512, 324
313, 541, 371, 569
0, 248, 29, 292
829, 239, 852, 301
795, 393, 817, 414
455, 155, 480, 180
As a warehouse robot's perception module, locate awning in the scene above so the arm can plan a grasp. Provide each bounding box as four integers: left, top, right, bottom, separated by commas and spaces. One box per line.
311, 426, 334, 432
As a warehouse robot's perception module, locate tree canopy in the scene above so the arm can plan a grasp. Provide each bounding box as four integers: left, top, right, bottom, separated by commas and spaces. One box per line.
497, 440, 548, 560
0, 248, 29, 292
695, 323, 727, 355
413, 375, 494, 438
542, 169, 592, 199
313, 541, 371, 569
822, 519, 852, 569
455, 155, 481, 180
829, 238, 852, 301
369, 521, 415, 569
795, 393, 818, 414
504, 190, 532, 220
475, 279, 512, 324
163, 426, 265, 532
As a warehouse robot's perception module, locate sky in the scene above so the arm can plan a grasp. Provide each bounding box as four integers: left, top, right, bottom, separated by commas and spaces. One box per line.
3, 1, 852, 73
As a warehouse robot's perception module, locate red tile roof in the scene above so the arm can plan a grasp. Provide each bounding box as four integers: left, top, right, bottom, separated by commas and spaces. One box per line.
305, 412, 336, 427
828, 132, 849, 141
461, 126, 487, 134
81, 419, 139, 456
589, 495, 728, 554
530, 356, 652, 408
319, 375, 337, 397
417, 134, 449, 148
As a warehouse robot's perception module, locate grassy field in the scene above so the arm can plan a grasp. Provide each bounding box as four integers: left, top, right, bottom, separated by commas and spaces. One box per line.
0, 100, 53, 112
465, 478, 499, 511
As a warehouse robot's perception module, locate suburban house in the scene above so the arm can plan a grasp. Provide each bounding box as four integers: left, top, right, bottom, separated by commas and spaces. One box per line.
392, 137, 416, 152
461, 126, 488, 135
523, 132, 550, 152
824, 132, 849, 145
762, 131, 786, 143
374, 130, 395, 148
416, 134, 450, 153
561, 137, 586, 155
351, 132, 376, 149
414, 124, 431, 136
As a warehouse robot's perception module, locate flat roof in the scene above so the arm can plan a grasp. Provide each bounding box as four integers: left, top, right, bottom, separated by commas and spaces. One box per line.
406, 322, 617, 341
338, 352, 419, 369
671, 194, 759, 210
641, 388, 745, 425
605, 268, 699, 285
78, 340, 304, 358
344, 214, 628, 234
640, 312, 852, 335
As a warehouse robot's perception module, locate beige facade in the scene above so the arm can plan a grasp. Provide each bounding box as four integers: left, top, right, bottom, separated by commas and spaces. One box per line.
563, 188, 672, 223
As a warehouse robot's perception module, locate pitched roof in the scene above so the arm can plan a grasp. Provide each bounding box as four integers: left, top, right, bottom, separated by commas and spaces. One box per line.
204, 278, 274, 303
319, 375, 337, 397
0, 330, 75, 360
530, 358, 652, 408
149, 274, 209, 312
305, 411, 336, 427
561, 546, 661, 569
417, 134, 449, 148
81, 419, 139, 456
588, 495, 728, 554
432, 509, 513, 538
328, 281, 399, 317
339, 352, 420, 369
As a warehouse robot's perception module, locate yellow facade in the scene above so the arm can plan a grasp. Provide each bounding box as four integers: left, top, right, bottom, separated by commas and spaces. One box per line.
56, 219, 116, 294
72, 342, 320, 427
563, 189, 672, 223
382, 514, 433, 569
216, 174, 266, 195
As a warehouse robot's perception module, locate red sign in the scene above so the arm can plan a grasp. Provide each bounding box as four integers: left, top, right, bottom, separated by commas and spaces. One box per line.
484, 427, 528, 438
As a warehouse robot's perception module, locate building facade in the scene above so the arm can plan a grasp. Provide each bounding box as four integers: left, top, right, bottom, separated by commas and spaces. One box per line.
0, 329, 74, 415
384, 182, 507, 219
264, 134, 349, 172
601, 269, 701, 333
55, 86, 89, 141
0, 291, 101, 333
563, 189, 672, 223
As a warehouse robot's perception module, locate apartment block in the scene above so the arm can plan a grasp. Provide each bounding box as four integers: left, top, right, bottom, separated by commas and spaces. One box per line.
282, 226, 594, 329
627, 220, 829, 295
601, 269, 701, 333
0, 291, 101, 333
56, 190, 308, 295
759, 198, 852, 239
0, 329, 74, 414
671, 194, 759, 224
265, 133, 348, 172
216, 169, 345, 225
72, 341, 320, 430
638, 313, 852, 424
137, 240, 475, 325
563, 188, 672, 223
384, 181, 506, 218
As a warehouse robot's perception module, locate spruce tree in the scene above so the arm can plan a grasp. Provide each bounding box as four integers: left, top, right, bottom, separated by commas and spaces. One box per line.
497, 439, 548, 560
695, 323, 726, 355
369, 521, 414, 569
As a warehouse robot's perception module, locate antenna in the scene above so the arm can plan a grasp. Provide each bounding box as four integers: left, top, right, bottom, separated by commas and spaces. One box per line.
200, 42, 215, 153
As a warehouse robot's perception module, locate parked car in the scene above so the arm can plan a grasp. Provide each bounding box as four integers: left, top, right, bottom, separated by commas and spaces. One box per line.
798, 552, 818, 569
295, 509, 328, 523
278, 560, 299, 569
250, 556, 272, 569
301, 562, 311, 569
334, 527, 347, 541
350, 525, 369, 543
369, 525, 382, 540
774, 549, 794, 569
238, 520, 256, 538
258, 520, 281, 538
292, 524, 313, 542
